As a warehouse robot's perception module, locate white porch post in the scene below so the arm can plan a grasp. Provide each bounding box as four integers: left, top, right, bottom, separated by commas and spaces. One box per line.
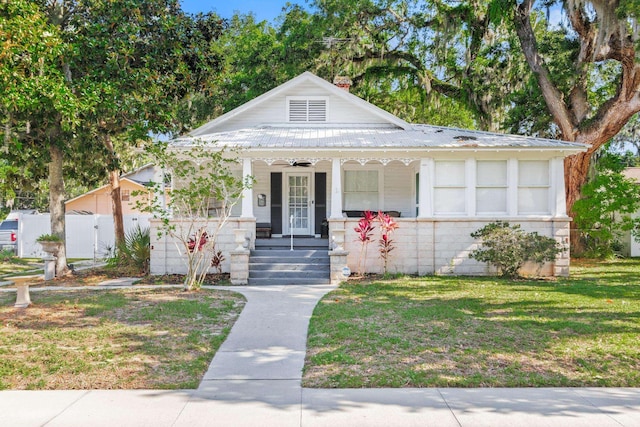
418, 158, 432, 217
552, 157, 567, 217
330, 158, 343, 218
241, 158, 254, 218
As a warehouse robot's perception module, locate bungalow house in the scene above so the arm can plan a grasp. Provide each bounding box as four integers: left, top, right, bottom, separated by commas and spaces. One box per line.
149, 71, 587, 283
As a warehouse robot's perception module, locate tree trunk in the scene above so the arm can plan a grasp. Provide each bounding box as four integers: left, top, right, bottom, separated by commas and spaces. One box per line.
109, 169, 125, 248
104, 135, 125, 247
564, 151, 592, 253
49, 144, 69, 277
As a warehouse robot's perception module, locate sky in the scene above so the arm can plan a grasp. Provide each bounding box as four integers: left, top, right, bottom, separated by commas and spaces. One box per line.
179, 0, 304, 22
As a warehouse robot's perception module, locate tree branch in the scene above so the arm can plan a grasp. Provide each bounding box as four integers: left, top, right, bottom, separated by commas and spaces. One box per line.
514, 0, 577, 140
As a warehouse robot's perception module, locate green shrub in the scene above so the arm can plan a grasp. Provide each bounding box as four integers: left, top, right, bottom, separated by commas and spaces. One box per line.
469, 221, 562, 278
573, 152, 640, 258
36, 234, 62, 242
107, 226, 150, 274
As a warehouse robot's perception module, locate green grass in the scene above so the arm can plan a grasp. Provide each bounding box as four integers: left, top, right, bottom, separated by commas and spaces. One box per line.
303, 258, 640, 388
0, 254, 41, 277
0, 288, 245, 390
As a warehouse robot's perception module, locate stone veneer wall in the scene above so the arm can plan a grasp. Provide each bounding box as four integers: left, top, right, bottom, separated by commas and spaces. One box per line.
329, 218, 570, 277
150, 217, 256, 275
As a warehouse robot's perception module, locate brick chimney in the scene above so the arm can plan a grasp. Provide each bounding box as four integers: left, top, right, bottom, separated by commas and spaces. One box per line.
333, 75, 352, 91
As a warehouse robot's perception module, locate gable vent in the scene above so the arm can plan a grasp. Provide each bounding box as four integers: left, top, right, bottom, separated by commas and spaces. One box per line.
288, 98, 327, 122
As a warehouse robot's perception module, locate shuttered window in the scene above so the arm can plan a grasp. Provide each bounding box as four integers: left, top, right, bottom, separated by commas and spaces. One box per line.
287, 97, 327, 122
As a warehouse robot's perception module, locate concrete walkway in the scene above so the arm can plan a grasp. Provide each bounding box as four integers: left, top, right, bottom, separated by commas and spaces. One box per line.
1, 283, 639, 426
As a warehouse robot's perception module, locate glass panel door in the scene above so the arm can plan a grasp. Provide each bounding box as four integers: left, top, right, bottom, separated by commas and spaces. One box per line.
287, 173, 311, 235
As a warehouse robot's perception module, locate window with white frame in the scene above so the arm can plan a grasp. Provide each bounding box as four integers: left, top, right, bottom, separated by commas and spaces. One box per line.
518, 160, 550, 214
434, 161, 466, 214
287, 97, 327, 122
344, 169, 380, 211
476, 160, 507, 214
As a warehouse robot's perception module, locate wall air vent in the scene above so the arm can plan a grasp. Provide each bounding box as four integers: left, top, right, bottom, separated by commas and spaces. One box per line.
288, 97, 327, 122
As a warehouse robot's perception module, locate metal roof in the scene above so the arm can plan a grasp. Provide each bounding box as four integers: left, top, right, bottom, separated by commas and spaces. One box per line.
171, 124, 588, 151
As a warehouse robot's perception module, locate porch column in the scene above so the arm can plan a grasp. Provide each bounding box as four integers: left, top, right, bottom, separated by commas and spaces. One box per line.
241, 158, 254, 218
418, 158, 433, 217
330, 158, 343, 218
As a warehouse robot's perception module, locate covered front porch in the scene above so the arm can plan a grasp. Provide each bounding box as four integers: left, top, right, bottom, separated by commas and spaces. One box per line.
237, 155, 420, 239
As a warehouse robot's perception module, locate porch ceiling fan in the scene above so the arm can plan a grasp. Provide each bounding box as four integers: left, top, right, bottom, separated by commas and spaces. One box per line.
290, 161, 312, 167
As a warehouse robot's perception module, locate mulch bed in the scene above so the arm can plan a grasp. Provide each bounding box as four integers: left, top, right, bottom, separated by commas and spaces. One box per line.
5, 268, 230, 288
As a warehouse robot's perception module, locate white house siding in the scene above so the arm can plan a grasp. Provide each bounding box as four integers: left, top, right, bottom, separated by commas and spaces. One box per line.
330, 218, 570, 277
251, 162, 272, 224
211, 83, 392, 133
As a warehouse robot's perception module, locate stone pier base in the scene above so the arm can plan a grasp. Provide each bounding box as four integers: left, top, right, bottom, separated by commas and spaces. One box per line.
230, 250, 250, 285
329, 250, 349, 285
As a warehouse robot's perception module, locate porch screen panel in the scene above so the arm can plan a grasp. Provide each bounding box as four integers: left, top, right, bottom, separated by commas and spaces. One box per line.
476, 160, 507, 214
344, 170, 379, 211
270, 173, 282, 234
434, 161, 466, 214
518, 161, 549, 214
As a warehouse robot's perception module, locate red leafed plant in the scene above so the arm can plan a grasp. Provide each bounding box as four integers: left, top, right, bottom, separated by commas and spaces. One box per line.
377, 212, 399, 274
354, 210, 376, 275
187, 229, 209, 253
188, 229, 225, 275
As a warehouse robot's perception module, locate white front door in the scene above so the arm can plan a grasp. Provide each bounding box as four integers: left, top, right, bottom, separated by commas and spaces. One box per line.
286, 172, 312, 235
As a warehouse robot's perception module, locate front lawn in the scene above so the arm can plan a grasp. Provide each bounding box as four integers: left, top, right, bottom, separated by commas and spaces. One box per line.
0, 288, 245, 390
303, 259, 640, 388
0, 253, 41, 277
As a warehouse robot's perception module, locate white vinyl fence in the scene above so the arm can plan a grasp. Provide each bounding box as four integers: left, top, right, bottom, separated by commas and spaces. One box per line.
16, 213, 150, 259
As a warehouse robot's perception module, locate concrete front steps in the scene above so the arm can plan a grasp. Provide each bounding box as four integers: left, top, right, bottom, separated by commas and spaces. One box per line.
249, 238, 330, 285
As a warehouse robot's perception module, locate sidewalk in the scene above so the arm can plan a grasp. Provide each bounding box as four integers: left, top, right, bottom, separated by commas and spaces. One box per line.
1, 283, 639, 426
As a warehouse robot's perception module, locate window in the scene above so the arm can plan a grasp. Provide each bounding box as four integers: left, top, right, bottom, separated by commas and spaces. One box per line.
434, 161, 466, 214
344, 170, 379, 211
121, 189, 130, 202
287, 97, 327, 122
476, 161, 507, 214
518, 160, 550, 214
